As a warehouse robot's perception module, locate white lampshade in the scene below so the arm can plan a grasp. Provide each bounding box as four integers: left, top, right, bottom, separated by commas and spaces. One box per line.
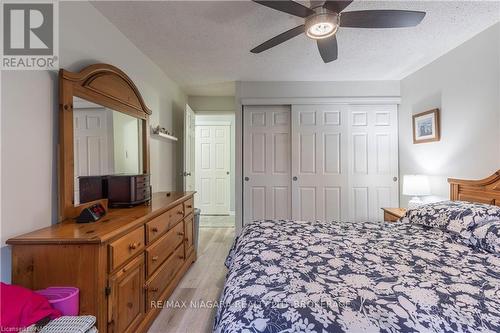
402, 175, 431, 196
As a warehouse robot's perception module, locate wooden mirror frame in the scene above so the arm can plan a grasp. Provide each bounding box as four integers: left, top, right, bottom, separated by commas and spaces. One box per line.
59, 63, 151, 221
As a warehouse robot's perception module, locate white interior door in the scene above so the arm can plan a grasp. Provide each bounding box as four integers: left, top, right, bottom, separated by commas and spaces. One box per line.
73, 108, 113, 204
243, 105, 291, 225
348, 104, 399, 221
183, 104, 195, 192
195, 125, 230, 215
291, 105, 349, 221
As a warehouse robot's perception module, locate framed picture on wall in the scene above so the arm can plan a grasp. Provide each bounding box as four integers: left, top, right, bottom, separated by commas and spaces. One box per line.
412, 109, 440, 144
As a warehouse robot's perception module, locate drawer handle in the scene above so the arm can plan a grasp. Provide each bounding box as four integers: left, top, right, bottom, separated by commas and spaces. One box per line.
129, 242, 139, 250
177, 211, 183, 215
177, 232, 184, 236
187, 205, 192, 209
178, 255, 184, 260
152, 227, 159, 233
151, 256, 159, 262
150, 287, 159, 293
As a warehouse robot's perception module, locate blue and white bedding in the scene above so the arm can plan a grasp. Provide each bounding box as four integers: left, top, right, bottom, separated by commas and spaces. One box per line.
214, 202, 500, 333
400, 201, 500, 254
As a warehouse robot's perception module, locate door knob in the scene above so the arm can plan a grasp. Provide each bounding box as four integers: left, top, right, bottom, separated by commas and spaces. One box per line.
244, 177, 249, 181
226, 171, 230, 175
292, 176, 298, 181
393, 177, 398, 182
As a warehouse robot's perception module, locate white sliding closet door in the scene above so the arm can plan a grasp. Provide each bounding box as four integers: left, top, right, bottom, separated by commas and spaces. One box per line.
291, 105, 349, 221
243, 105, 291, 225
348, 105, 399, 221
242, 103, 399, 225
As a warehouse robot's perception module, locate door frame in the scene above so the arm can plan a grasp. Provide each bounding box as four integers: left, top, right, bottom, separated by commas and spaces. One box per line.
194, 117, 233, 215
183, 104, 195, 192
236, 96, 401, 235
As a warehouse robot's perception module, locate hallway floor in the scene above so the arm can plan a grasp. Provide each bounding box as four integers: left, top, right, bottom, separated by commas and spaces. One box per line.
199, 215, 235, 228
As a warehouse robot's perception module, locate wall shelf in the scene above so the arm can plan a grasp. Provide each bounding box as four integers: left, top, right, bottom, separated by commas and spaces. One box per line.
152, 132, 178, 141
151, 124, 178, 142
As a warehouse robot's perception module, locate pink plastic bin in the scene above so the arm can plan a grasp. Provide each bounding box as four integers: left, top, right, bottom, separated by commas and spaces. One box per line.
35, 287, 79, 316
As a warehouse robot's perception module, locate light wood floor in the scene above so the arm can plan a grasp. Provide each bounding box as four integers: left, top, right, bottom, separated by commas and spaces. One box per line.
200, 215, 235, 228
147, 227, 235, 333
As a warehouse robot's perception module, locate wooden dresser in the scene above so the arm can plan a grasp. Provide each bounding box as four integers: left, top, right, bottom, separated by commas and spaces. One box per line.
7, 192, 195, 333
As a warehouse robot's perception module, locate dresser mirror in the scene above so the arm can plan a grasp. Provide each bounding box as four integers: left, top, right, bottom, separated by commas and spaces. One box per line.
59, 64, 151, 220
73, 96, 144, 205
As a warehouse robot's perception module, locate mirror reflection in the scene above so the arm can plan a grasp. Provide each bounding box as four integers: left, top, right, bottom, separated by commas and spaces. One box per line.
73, 97, 143, 205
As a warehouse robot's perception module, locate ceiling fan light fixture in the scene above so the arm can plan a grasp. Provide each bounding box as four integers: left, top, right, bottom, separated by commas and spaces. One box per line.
305, 11, 339, 40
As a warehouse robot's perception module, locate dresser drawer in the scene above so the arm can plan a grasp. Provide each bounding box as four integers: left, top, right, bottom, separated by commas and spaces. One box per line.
170, 203, 185, 226
183, 197, 194, 217
134, 174, 150, 187
145, 203, 184, 244
135, 186, 151, 201
146, 222, 184, 277
146, 244, 184, 307
145, 211, 169, 244
109, 227, 144, 271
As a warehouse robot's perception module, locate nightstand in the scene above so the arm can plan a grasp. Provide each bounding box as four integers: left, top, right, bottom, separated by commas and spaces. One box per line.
381, 208, 407, 222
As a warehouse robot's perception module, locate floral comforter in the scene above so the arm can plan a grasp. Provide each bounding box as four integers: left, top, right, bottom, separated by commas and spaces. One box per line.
213, 220, 500, 333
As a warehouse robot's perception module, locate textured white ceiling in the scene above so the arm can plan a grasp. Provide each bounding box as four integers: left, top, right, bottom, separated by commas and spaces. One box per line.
92, 1, 500, 96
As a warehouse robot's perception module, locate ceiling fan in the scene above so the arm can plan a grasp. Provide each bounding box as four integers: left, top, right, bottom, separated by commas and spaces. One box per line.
251, 0, 426, 63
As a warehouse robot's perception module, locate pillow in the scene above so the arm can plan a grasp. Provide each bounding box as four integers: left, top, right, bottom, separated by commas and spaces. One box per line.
401, 201, 500, 253
462, 220, 500, 254
401, 200, 500, 229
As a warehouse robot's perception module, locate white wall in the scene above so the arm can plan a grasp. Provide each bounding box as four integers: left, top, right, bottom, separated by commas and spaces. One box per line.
0, 2, 186, 282
399, 23, 500, 207
188, 96, 235, 114
238, 81, 401, 99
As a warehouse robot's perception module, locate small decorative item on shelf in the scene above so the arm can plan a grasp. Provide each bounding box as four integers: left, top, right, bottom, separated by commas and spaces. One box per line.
151, 125, 178, 141
152, 125, 172, 136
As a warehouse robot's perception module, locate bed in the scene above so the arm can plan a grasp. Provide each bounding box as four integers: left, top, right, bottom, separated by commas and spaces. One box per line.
214, 171, 500, 333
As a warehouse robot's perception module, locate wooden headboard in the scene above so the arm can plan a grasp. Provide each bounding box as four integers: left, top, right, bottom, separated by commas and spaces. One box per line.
448, 170, 500, 206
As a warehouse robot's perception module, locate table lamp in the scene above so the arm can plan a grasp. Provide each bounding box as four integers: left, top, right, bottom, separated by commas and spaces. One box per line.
403, 175, 431, 209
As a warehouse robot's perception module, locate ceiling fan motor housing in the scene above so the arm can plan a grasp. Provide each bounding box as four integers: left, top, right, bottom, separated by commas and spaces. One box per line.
305, 8, 340, 40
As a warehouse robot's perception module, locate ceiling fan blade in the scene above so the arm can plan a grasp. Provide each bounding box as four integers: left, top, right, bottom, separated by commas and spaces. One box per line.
340, 10, 426, 28
323, 1, 353, 13
317, 35, 338, 63
251, 25, 305, 53
253, 0, 315, 18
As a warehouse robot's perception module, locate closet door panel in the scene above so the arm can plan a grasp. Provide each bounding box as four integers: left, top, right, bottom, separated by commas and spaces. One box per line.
348, 105, 399, 221
291, 105, 349, 222
324, 187, 341, 221
243, 106, 291, 225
